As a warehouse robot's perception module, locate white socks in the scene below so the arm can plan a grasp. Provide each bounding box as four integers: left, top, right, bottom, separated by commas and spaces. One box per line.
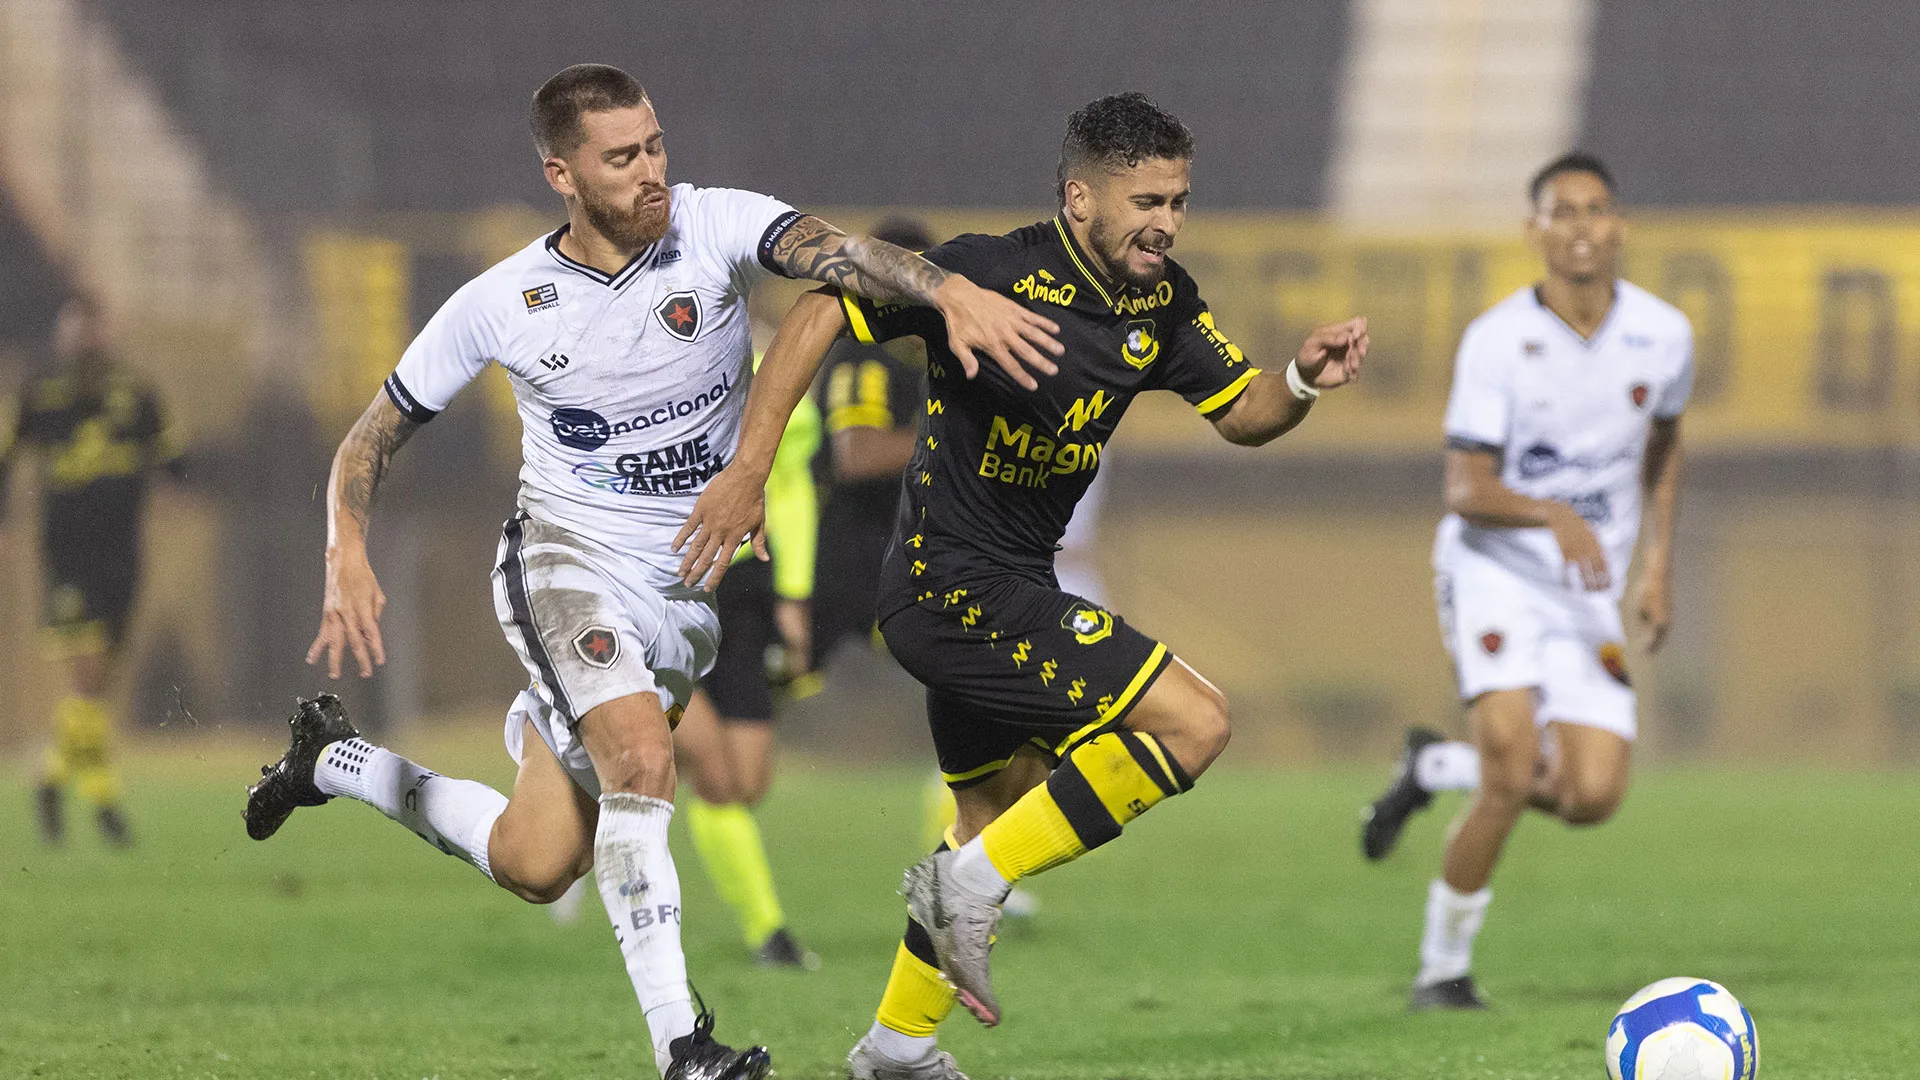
949, 836, 1012, 900
314, 738, 507, 879
865, 1019, 938, 1066
1415, 741, 1481, 793
593, 793, 696, 1075
1416, 878, 1492, 987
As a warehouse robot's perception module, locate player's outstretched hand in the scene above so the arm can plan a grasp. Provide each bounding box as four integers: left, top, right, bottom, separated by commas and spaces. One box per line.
1546, 503, 1611, 592
1296, 317, 1369, 390
1634, 569, 1673, 652
674, 464, 769, 591
307, 544, 387, 679
934, 276, 1063, 391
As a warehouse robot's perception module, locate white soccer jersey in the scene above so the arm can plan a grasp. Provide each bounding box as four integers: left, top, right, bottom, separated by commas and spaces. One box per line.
1436, 280, 1694, 590
384, 184, 804, 595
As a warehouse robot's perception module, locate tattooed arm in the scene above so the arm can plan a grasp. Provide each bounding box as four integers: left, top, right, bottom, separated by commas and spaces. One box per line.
307, 393, 420, 679
767, 215, 1063, 390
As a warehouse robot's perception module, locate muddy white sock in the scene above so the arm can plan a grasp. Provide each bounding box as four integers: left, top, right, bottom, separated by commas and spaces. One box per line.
314, 738, 506, 879
593, 793, 695, 1073
1416, 878, 1491, 987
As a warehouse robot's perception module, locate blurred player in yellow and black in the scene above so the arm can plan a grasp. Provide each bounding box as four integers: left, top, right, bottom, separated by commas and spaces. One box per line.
1, 293, 182, 847
674, 388, 823, 967
678, 94, 1369, 1079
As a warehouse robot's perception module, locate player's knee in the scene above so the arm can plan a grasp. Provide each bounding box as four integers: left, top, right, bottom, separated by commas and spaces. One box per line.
1189, 684, 1232, 763
494, 848, 591, 905
1475, 741, 1537, 803
595, 740, 675, 797
1557, 777, 1625, 826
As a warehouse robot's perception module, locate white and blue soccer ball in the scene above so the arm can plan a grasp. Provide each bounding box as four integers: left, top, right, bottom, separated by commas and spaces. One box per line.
1606, 977, 1759, 1080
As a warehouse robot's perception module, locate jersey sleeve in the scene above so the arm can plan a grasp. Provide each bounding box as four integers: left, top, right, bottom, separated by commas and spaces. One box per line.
693, 187, 803, 294
384, 280, 499, 424
835, 232, 1017, 346
1441, 321, 1511, 452
1653, 322, 1695, 419
1151, 273, 1263, 418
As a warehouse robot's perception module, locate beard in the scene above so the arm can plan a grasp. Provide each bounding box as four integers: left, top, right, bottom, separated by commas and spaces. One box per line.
1089, 214, 1167, 289
580, 182, 671, 252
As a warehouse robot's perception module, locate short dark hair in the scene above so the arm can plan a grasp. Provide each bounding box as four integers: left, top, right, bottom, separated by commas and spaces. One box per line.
1057, 92, 1195, 203
869, 216, 935, 252
1528, 152, 1615, 206
531, 64, 649, 158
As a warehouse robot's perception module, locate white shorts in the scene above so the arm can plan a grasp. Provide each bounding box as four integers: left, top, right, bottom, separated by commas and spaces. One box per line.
492, 512, 720, 796
1434, 538, 1636, 741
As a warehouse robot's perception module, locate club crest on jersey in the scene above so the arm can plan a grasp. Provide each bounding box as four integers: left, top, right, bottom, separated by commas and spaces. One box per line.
523, 283, 559, 313
1062, 603, 1114, 645
1480, 630, 1504, 656
1630, 382, 1651, 409
572, 626, 621, 669
1599, 642, 1631, 686
1122, 319, 1160, 369
654, 290, 702, 342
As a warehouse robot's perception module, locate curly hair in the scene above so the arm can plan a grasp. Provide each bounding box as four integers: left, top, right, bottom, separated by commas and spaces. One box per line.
1057, 92, 1195, 203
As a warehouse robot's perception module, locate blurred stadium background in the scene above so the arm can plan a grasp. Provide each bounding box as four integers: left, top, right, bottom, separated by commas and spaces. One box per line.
2, 0, 1918, 769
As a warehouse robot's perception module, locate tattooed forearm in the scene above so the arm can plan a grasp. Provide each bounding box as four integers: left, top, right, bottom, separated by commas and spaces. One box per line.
330, 394, 419, 543
770, 216, 949, 305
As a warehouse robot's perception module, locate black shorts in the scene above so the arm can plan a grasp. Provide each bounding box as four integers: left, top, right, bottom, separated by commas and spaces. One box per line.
810, 485, 894, 662
702, 557, 777, 722
43, 555, 139, 652
879, 575, 1172, 787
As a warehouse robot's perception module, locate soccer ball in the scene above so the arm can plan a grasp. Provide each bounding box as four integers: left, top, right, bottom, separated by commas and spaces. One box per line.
1606, 977, 1759, 1080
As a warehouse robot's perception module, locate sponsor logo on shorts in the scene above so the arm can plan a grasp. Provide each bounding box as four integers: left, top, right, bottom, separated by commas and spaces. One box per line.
572, 626, 621, 668
1599, 641, 1631, 686
1062, 603, 1114, 645
1480, 630, 1504, 655
1630, 382, 1651, 409
654, 290, 702, 341
523, 283, 559, 313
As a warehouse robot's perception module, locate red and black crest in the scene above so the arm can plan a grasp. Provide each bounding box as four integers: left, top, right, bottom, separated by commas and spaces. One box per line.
572, 626, 621, 669
1630, 382, 1651, 409
654, 290, 702, 342
1480, 631, 1504, 656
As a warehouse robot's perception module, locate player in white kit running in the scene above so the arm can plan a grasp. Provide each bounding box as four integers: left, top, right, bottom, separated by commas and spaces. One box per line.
1358, 154, 1692, 1010
242, 64, 1061, 1080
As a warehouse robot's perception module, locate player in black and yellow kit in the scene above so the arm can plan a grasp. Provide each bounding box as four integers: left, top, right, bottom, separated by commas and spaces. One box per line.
680, 95, 1368, 1079
0, 294, 182, 847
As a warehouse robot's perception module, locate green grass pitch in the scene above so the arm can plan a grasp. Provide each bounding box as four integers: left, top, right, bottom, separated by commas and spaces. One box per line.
5, 744, 1918, 1078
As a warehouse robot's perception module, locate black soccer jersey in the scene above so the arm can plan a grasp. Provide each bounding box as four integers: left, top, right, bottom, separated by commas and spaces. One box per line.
0, 373, 179, 563
838, 217, 1259, 618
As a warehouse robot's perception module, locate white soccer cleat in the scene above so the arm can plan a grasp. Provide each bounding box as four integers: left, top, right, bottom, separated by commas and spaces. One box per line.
902, 850, 1003, 1026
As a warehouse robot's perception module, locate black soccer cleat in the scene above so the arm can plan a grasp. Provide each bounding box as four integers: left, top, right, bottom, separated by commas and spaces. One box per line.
97, 806, 134, 848
1410, 974, 1488, 1011
755, 927, 821, 970
244, 694, 359, 841
1361, 727, 1446, 861
35, 783, 64, 846
664, 999, 771, 1080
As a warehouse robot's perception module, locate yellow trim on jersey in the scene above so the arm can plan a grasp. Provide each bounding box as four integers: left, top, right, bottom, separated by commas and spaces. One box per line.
840, 291, 876, 344
1052, 217, 1114, 309
942, 755, 1017, 785
828, 402, 893, 432
1195, 368, 1262, 417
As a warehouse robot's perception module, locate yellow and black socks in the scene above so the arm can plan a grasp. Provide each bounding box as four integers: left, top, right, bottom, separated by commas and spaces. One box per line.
685, 798, 787, 949
976, 729, 1192, 884
868, 842, 959, 1062
45, 695, 119, 808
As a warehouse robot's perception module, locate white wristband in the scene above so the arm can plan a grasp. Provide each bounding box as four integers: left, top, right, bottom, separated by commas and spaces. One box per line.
1285, 359, 1322, 402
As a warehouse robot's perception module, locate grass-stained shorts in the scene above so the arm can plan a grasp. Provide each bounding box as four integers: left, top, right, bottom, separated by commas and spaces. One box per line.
880, 575, 1171, 788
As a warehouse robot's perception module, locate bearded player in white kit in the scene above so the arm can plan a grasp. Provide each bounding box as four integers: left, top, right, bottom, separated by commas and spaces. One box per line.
1358, 153, 1691, 1010
241, 65, 1061, 1080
